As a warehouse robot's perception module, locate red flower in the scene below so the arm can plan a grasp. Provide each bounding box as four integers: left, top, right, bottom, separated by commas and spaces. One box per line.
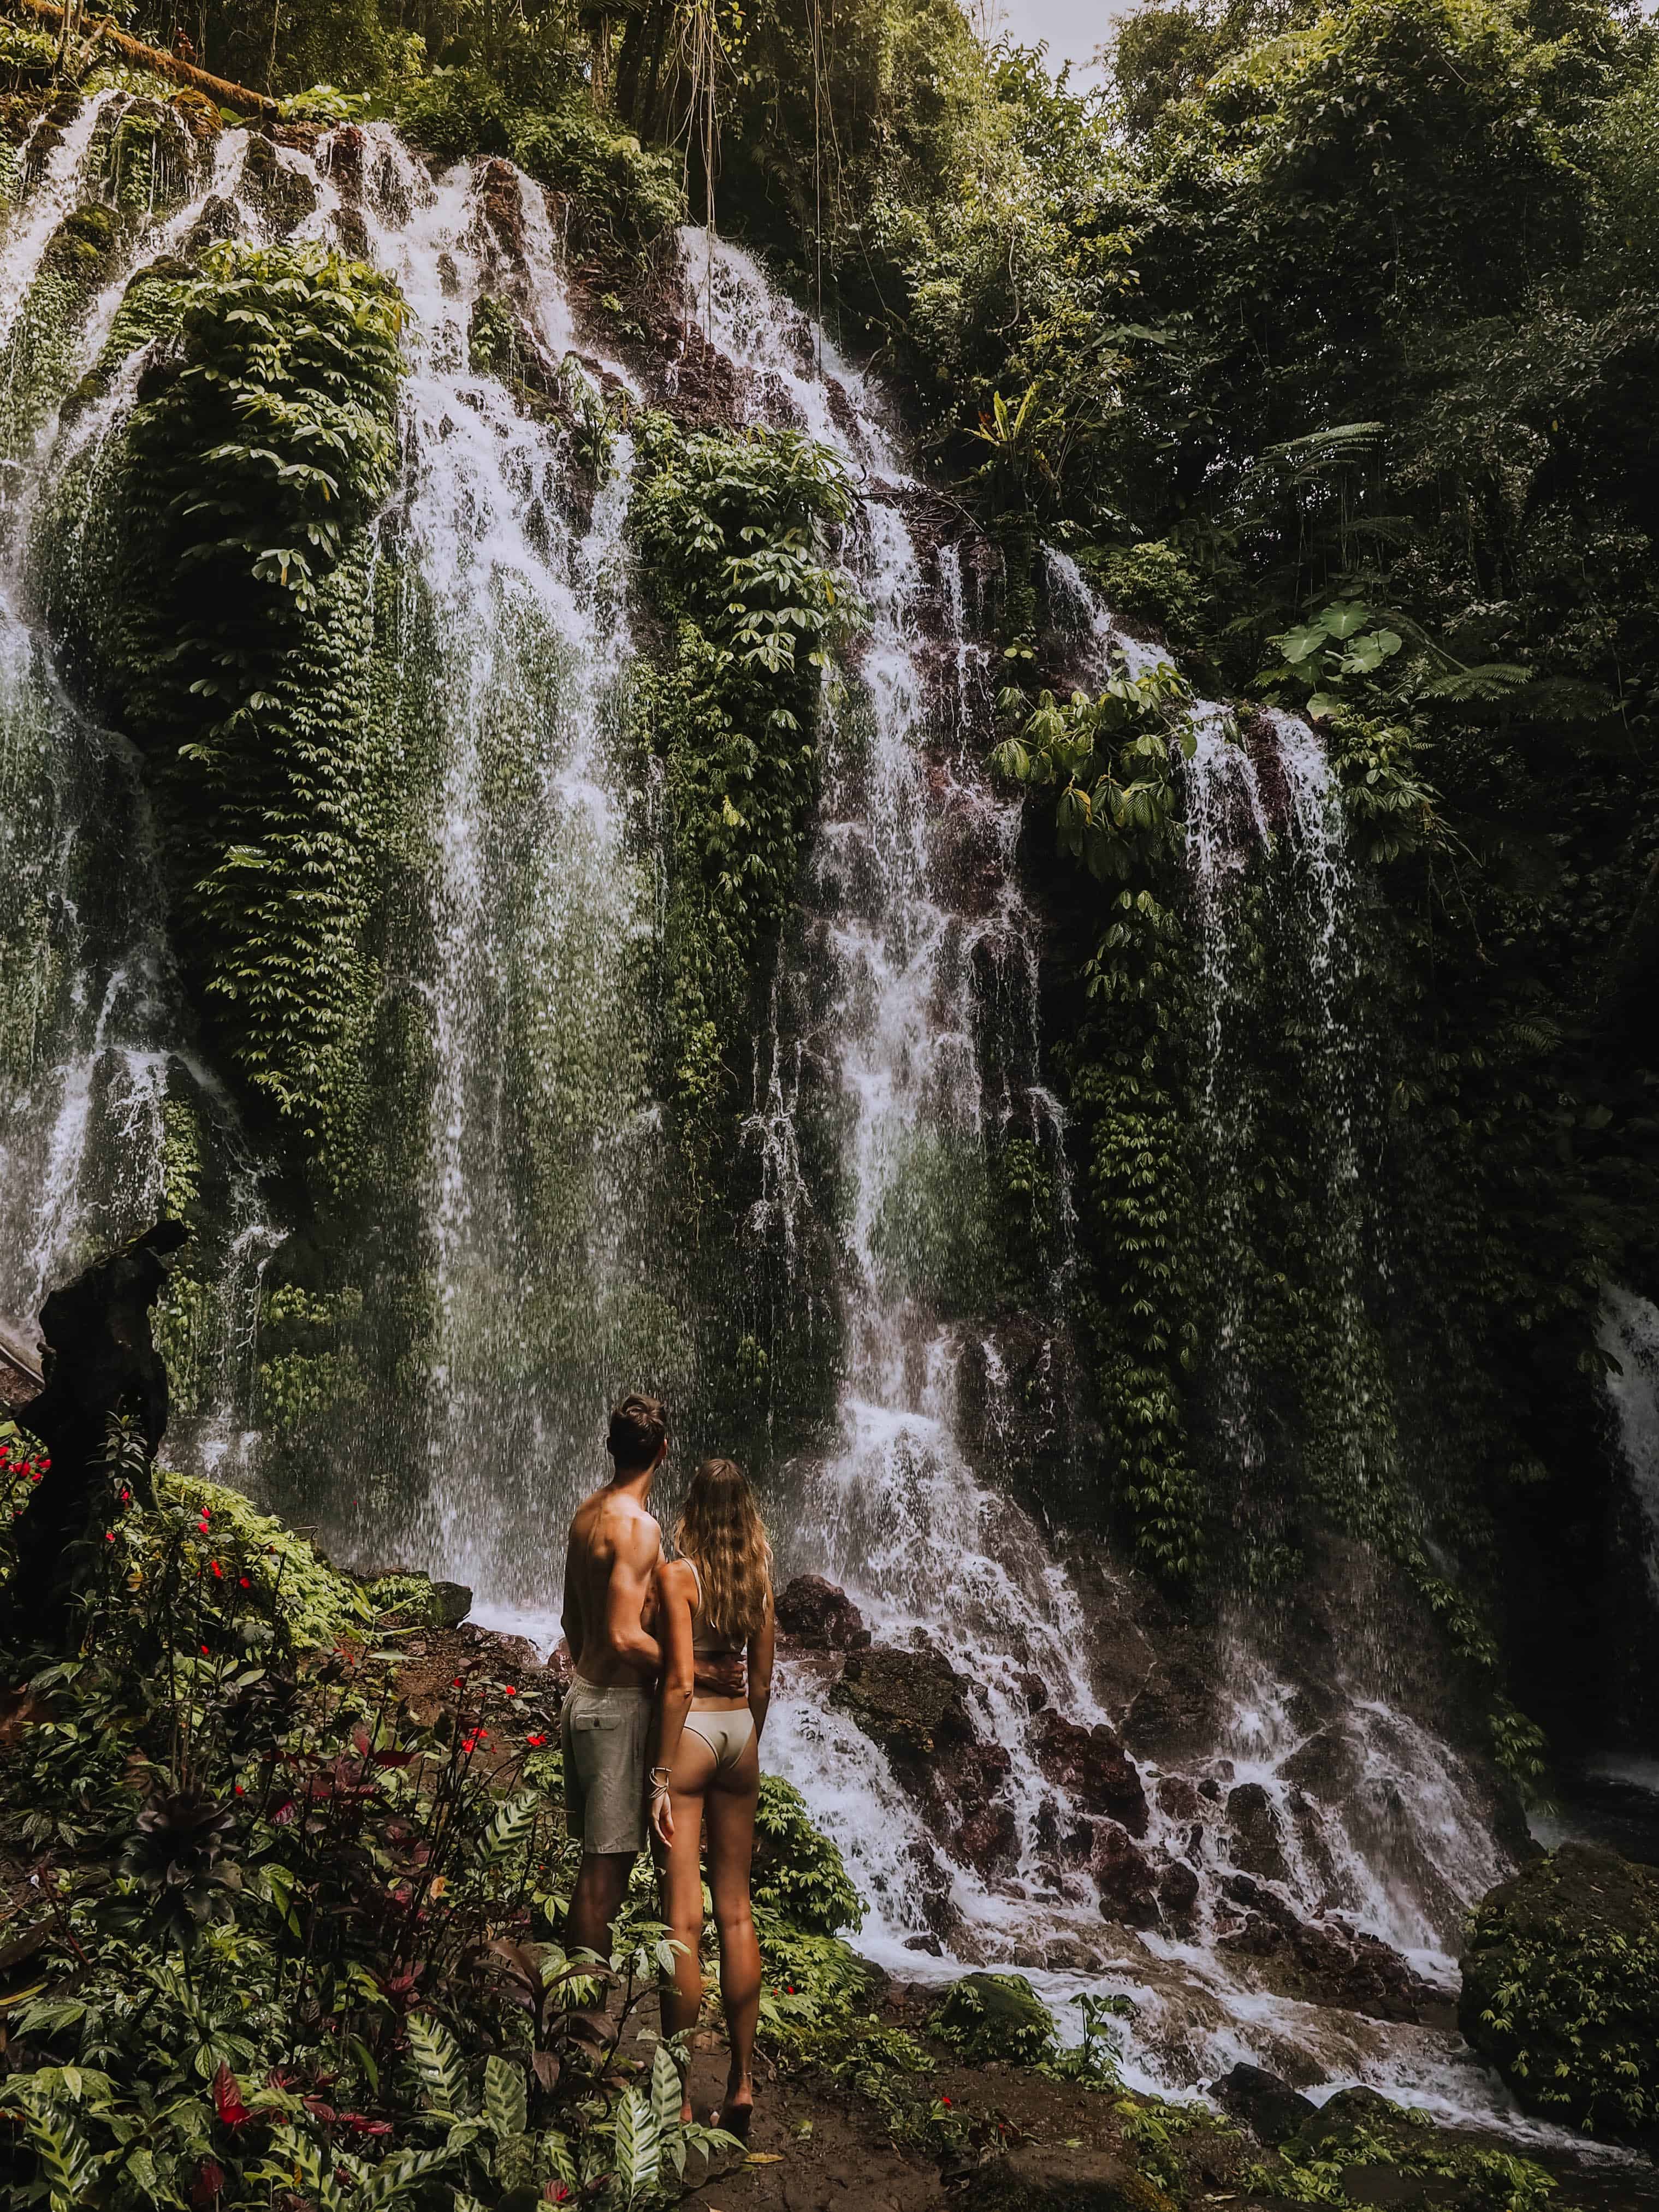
941, 2095, 952, 2107
200, 1644, 210, 1656
105, 1532, 114, 1543
234, 1783, 244, 1795
526, 1734, 547, 1747
502, 1685, 516, 1696
240, 1577, 250, 1589
211, 1561, 223, 1577
120, 1488, 131, 1502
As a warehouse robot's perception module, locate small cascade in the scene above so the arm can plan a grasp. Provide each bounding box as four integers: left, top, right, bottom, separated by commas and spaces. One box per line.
1601, 1286, 1659, 1598
682, 228, 1089, 1947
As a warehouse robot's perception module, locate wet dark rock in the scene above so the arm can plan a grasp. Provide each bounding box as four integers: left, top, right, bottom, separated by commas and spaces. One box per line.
1156, 1775, 1201, 1820
1219, 1875, 1433, 2023
776, 1573, 868, 1651
1209, 2061, 1317, 2144
1225, 1781, 1290, 1882
432, 1580, 473, 1628
1091, 1822, 1161, 1928
1281, 1724, 1363, 1802
903, 1839, 961, 1938
1459, 1841, 1659, 2132
1030, 1710, 1149, 1835
1157, 1859, 1201, 1919
957, 1800, 1020, 1878
828, 1642, 973, 1762
1124, 1652, 1220, 1761
1015, 1669, 1049, 1712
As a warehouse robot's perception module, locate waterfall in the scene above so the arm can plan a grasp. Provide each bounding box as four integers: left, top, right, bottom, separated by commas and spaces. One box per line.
0, 102, 1550, 2132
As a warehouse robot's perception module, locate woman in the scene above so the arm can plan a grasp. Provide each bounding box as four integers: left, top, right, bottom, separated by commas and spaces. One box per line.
648, 1457, 775, 2139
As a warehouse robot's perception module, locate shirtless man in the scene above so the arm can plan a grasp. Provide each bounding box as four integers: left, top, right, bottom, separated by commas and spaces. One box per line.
559, 1393, 742, 1962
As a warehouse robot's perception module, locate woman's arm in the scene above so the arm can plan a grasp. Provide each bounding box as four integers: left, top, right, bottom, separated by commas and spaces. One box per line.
649, 1561, 696, 1845
747, 1589, 776, 1744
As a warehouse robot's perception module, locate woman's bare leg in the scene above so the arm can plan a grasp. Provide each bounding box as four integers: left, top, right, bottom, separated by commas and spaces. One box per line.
656, 1730, 715, 2122
704, 1734, 762, 2132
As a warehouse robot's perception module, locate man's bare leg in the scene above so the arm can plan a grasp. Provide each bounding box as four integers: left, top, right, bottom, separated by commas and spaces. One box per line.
567, 1850, 634, 2037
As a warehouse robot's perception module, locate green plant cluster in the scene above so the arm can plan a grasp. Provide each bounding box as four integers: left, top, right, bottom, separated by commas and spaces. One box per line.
750, 1773, 863, 1932
108, 240, 406, 1178
630, 415, 854, 1220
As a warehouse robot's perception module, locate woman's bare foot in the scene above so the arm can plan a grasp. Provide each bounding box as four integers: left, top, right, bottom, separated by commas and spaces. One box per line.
710, 2078, 754, 2142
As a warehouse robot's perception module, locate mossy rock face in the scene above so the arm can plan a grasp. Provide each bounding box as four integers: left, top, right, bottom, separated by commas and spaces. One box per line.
1459, 1840, 1659, 2133
1277, 2088, 1556, 2210
828, 1641, 972, 1761
931, 1970, 1055, 2063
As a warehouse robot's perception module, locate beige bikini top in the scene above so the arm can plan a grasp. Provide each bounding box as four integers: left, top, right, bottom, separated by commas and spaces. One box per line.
682, 1555, 743, 1659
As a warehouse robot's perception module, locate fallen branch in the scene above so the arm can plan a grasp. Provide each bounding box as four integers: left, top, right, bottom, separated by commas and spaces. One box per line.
4, 0, 280, 116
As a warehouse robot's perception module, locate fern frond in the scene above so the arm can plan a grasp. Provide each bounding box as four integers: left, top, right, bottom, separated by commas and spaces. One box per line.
1420, 662, 1530, 702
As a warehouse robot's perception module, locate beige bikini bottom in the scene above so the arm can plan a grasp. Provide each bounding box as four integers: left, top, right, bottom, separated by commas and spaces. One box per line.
682, 1706, 755, 1775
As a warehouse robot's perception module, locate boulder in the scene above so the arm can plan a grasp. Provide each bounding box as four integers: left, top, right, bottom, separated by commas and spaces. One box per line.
432, 1579, 473, 1627
1219, 1875, 1432, 2023
1158, 1859, 1201, 1920
1209, 2061, 1317, 2145
1155, 1775, 1201, 1820
775, 1572, 869, 1650
828, 1641, 973, 1762
1030, 1710, 1149, 1836
1459, 1841, 1659, 2133
1091, 1822, 1162, 1928
958, 1799, 1020, 1877
976, 2143, 1175, 2212
1225, 1782, 1290, 1883
932, 1971, 1056, 2063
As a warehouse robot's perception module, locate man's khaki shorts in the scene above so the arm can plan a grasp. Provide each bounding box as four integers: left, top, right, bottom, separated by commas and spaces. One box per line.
560, 1676, 652, 1857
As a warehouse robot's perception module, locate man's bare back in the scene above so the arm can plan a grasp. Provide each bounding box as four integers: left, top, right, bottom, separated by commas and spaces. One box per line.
561, 1482, 662, 1689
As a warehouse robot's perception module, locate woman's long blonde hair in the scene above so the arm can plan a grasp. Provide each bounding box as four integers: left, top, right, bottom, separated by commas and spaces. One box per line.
674, 1457, 773, 1645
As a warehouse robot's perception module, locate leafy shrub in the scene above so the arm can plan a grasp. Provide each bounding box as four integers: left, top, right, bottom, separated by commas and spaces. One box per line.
512, 103, 683, 251
1263, 2087, 1555, 2211
393, 65, 516, 160
0, 1463, 733, 2208
752, 1774, 863, 1932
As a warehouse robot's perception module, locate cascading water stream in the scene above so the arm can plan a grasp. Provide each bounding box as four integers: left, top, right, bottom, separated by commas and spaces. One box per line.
676, 245, 1539, 2121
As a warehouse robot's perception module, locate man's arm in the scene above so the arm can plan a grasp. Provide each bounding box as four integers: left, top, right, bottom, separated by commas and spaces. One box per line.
603, 1516, 665, 1681
559, 1527, 582, 1670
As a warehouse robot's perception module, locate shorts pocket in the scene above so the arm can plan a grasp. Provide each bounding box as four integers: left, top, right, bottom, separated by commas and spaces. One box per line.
571, 1712, 620, 1733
